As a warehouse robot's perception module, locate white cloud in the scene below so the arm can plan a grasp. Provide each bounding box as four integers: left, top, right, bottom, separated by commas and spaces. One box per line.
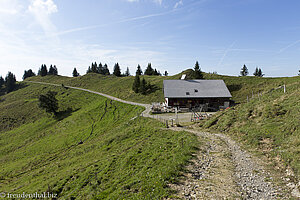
28, 0, 58, 36
174, 0, 183, 9
28, 0, 57, 15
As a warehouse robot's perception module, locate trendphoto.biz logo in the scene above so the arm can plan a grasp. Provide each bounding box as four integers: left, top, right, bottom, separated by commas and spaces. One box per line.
0, 192, 57, 199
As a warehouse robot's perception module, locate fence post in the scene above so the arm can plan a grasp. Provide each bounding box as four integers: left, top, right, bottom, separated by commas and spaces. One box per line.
247, 96, 249, 102
284, 84, 286, 93
166, 120, 169, 128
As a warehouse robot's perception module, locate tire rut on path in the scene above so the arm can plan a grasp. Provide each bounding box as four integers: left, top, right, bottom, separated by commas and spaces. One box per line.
168, 127, 289, 199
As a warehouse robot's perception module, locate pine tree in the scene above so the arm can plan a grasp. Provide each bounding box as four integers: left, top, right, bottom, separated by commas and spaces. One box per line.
39, 91, 59, 116
73, 68, 79, 77
136, 65, 143, 75
253, 67, 259, 76
86, 66, 92, 74
23, 69, 36, 80
164, 71, 168, 76
103, 64, 110, 75
5, 72, 16, 93
144, 63, 154, 75
240, 64, 248, 76
125, 67, 130, 76
298, 69, 300, 76
91, 62, 97, 73
39, 64, 48, 76
97, 63, 104, 74
194, 61, 203, 79
132, 75, 140, 93
53, 65, 58, 75
113, 63, 121, 77
48, 65, 54, 75
0, 76, 4, 87
140, 78, 147, 95
257, 68, 264, 77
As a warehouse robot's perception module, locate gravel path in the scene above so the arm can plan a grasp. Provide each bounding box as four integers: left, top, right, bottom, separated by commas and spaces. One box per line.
26, 81, 298, 199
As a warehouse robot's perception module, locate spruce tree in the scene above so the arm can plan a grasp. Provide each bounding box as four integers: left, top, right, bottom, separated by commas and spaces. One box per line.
258, 68, 264, 77
39, 64, 48, 76
73, 68, 79, 77
136, 65, 143, 75
253, 67, 259, 76
240, 64, 248, 76
194, 61, 203, 79
132, 75, 140, 93
140, 78, 147, 95
144, 63, 154, 75
53, 65, 58, 75
164, 71, 168, 76
298, 69, 300, 76
48, 65, 54, 75
113, 63, 121, 77
0, 76, 4, 87
39, 91, 59, 116
125, 67, 130, 76
5, 72, 16, 93
91, 62, 97, 73
86, 66, 92, 74
23, 69, 36, 80
97, 63, 104, 74
103, 64, 110, 75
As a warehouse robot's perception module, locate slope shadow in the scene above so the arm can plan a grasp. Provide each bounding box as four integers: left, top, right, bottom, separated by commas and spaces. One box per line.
55, 108, 79, 121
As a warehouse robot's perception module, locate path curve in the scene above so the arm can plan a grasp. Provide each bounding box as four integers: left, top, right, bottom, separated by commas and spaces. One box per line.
25, 80, 152, 116
26, 80, 296, 199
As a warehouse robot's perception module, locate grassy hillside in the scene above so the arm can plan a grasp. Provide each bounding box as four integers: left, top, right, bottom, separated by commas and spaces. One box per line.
199, 79, 300, 178
27, 70, 300, 104
0, 82, 198, 199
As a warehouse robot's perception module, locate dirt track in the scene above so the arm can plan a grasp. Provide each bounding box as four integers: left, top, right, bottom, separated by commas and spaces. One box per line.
26, 81, 299, 199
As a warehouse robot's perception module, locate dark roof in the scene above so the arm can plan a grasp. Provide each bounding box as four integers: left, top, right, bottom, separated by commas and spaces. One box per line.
163, 80, 232, 98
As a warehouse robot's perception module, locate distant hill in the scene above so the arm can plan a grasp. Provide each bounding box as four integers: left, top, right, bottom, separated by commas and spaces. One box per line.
27, 70, 299, 104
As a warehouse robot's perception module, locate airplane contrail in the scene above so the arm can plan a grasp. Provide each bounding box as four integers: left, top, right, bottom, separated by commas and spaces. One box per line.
278, 39, 300, 53
217, 40, 236, 67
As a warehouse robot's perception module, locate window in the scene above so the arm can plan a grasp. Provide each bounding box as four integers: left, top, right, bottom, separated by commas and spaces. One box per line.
186, 92, 190, 95
194, 89, 198, 92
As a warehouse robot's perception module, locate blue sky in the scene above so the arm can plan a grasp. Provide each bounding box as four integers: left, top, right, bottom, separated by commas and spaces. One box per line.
1, 0, 300, 80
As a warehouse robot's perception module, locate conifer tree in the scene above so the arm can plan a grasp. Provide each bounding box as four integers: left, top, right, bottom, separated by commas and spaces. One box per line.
258, 68, 264, 77
140, 78, 147, 95
0, 76, 4, 87
125, 67, 130, 76
53, 65, 58, 75
240, 64, 248, 76
113, 63, 121, 77
136, 65, 143, 75
38, 64, 48, 76
144, 63, 154, 75
86, 66, 92, 74
72, 68, 79, 77
164, 71, 168, 76
103, 64, 110, 75
132, 75, 140, 93
23, 69, 36, 80
91, 62, 97, 73
5, 72, 16, 93
253, 67, 259, 76
194, 61, 203, 79
97, 63, 104, 74
48, 65, 54, 75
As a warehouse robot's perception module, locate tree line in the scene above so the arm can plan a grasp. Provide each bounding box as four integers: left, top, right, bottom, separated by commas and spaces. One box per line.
240, 65, 264, 77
